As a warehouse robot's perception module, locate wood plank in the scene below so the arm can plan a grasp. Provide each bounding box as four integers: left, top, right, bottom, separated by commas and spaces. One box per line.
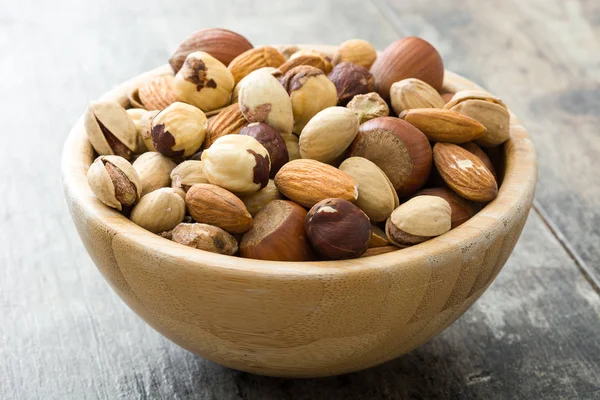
377, 0, 600, 283
0, 0, 599, 398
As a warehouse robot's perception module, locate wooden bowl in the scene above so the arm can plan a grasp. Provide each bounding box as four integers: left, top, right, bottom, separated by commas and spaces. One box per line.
61, 45, 537, 378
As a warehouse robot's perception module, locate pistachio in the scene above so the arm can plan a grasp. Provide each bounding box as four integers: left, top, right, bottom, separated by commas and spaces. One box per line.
202, 134, 271, 195
84, 101, 137, 160
132, 152, 177, 196
171, 223, 238, 256
346, 92, 389, 124
390, 78, 445, 115
130, 188, 186, 234
173, 51, 235, 112
151, 102, 208, 157
238, 69, 294, 134
327, 62, 375, 105
279, 66, 338, 134
445, 90, 510, 147
87, 155, 142, 211
170, 160, 209, 192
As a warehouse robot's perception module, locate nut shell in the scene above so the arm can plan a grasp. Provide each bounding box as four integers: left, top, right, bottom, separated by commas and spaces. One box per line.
328, 62, 375, 105
417, 187, 477, 229
339, 157, 399, 222
151, 102, 208, 157
87, 155, 142, 211
228, 46, 286, 84
239, 179, 283, 216
171, 223, 238, 256
240, 122, 288, 178
185, 183, 252, 234
333, 39, 377, 69
299, 107, 359, 163
85, 101, 137, 160
346, 92, 389, 124
170, 160, 209, 192
174, 51, 235, 112
281, 132, 301, 161
390, 78, 445, 114
348, 117, 432, 198
306, 198, 372, 259
132, 152, 177, 196
130, 188, 186, 234
169, 28, 253, 73
202, 134, 271, 195
240, 200, 313, 261
126, 108, 149, 154
370, 37, 444, 100
274, 159, 358, 208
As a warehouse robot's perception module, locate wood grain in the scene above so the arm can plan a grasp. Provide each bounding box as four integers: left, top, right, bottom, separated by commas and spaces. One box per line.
0, 0, 599, 398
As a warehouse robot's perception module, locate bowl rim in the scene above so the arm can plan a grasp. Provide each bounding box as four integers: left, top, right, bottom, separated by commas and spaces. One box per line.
62, 45, 538, 277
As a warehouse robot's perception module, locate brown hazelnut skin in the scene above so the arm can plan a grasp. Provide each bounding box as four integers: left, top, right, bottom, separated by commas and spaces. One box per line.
305, 198, 372, 260
327, 62, 375, 105
416, 187, 477, 229
370, 37, 444, 100
240, 122, 289, 178
348, 117, 432, 199
240, 200, 314, 261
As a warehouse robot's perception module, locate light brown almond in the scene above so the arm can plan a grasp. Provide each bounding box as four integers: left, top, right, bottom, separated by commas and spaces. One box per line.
274, 159, 358, 208
277, 55, 328, 75
138, 75, 179, 111
228, 46, 286, 84
203, 103, 247, 149
433, 143, 498, 202
185, 183, 253, 233
399, 108, 486, 143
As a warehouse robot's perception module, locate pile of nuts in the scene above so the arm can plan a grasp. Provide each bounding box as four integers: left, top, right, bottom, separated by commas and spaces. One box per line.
85, 28, 509, 261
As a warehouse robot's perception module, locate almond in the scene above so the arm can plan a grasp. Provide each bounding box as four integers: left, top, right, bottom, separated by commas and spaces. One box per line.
274, 159, 358, 208
185, 183, 253, 233
278, 55, 328, 75
203, 103, 247, 149
138, 75, 179, 111
433, 143, 498, 202
399, 108, 486, 143
228, 46, 286, 84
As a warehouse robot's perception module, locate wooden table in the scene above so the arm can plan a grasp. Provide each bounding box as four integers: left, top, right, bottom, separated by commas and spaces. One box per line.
1, 0, 599, 398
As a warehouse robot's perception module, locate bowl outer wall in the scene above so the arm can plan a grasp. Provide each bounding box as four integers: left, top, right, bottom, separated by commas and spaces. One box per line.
61, 45, 537, 378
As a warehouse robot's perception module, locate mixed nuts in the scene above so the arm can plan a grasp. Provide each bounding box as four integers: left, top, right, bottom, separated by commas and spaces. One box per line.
85, 28, 510, 261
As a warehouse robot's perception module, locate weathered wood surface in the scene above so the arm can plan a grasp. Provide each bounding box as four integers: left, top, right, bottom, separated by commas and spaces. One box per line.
0, 0, 598, 399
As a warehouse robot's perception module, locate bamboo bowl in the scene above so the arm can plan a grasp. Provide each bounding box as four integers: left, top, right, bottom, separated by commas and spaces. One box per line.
62, 45, 537, 378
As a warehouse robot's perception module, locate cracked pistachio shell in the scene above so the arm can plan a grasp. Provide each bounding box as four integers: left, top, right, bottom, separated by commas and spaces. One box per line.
130, 188, 186, 234
390, 78, 445, 115
85, 101, 138, 160
346, 92, 389, 124
132, 152, 177, 196
150, 102, 208, 158
202, 134, 271, 195
170, 160, 209, 191
174, 51, 235, 112
279, 65, 338, 134
238, 69, 294, 134
126, 108, 150, 153
444, 90, 510, 147
87, 155, 142, 211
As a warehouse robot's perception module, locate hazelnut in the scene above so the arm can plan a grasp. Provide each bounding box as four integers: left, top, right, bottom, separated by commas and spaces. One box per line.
346, 92, 389, 124
416, 187, 477, 229
130, 188, 186, 234
231, 67, 279, 104
339, 157, 399, 222
240, 122, 288, 178
279, 66, 338, 133
171, 223, 239, 256
87, 155, 142, 211
390, 78, 445, 114
173, 51, 235, 112
240, 200, 313, 261
280, 132, 301, 161
202, 134, 271, 195
333, 39, 377, 69
290, 50, 333, 74
84, 101, 137, 160
132, 152, 177, 196
185, 183, 252, 234
385, 195, 451, 248
238, 69, 294, 135
327, 62, 375, 105
170, 160, 209, 192
348, 117, 432, 198
151, 102, 208, 158
440, 92, 455, 104
239, 179, 283, 216
169, 28, 253, 73
203, 103, 247, 149
139, 110, 160, 152
370, 37, 444, 100
305, 198, 372, 260
299, 107, 359, 164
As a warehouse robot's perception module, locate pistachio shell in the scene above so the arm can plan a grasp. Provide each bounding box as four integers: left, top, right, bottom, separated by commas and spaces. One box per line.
85, 101, 137, 160
87, 155, 142, 211
390, 78, 445, 115
170, 160, 209, 191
